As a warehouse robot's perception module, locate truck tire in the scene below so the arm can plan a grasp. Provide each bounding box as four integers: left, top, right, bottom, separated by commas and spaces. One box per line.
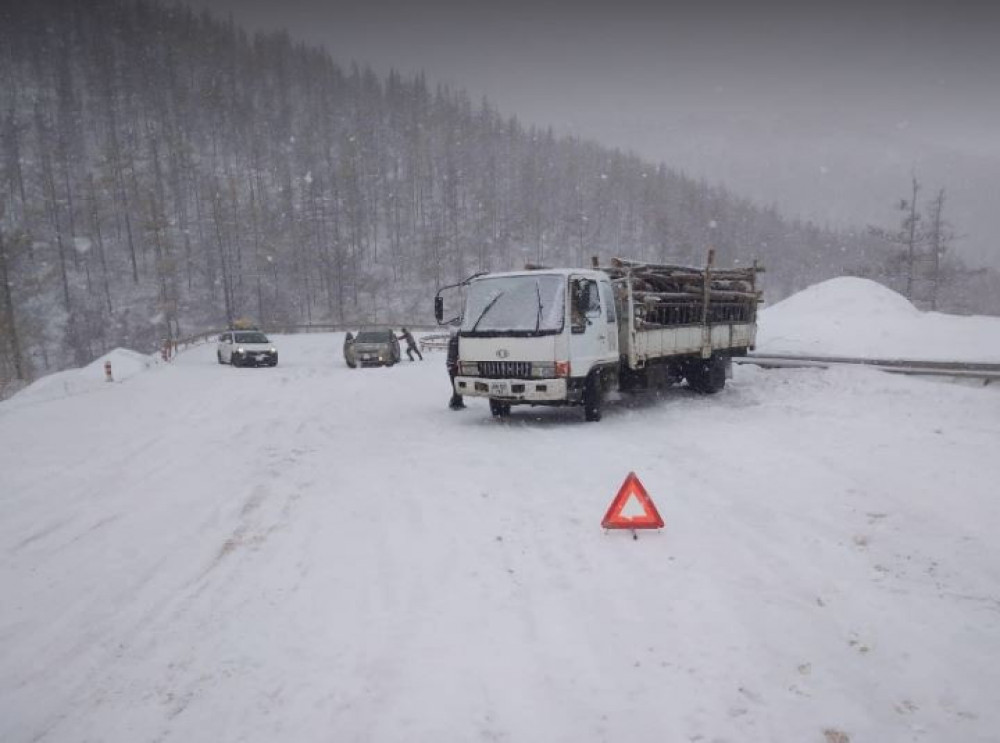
686, 355, 727, 394
583, 372, 604, 422
489, 399, 511, 418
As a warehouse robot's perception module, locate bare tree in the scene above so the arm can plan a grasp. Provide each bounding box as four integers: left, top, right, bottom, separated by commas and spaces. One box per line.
0, 207, 25, 380
925, 188, 954, 311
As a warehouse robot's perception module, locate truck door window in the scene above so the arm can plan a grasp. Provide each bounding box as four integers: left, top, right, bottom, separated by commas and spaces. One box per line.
600, 282, 616, 323
571, 278, 600, 333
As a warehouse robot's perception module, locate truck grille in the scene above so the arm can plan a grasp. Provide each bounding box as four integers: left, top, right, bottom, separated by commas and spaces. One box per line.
478, 361, 532, 379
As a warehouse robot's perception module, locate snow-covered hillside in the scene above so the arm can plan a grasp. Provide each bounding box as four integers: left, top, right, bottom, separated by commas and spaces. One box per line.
2, 334, 999, 743
758, 277, 1000, 361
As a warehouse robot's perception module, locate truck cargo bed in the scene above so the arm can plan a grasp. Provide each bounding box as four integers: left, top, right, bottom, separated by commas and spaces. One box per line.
603, 254, 762, 369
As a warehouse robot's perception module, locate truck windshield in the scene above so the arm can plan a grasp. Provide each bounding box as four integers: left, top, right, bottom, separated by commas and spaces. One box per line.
461, 274, 566, 335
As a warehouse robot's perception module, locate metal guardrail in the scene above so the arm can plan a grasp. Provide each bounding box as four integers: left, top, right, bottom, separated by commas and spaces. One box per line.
735, 353, 1000, 383
419, 333, 450, 351
172, 323, 444, 354
263, 322, 441, 335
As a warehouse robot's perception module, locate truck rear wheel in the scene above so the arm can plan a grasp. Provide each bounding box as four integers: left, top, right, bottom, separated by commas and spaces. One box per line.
685, 355, 727, 394
489, 399, 511, 418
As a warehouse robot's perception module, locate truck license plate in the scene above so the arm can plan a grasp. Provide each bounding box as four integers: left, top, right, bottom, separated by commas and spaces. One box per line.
489, 381, 509, 396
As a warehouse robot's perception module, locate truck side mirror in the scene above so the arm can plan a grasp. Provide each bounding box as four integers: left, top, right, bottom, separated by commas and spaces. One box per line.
434, 296, 444, 323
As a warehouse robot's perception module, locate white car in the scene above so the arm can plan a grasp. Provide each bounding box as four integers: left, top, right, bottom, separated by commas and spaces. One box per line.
217, 330, 278, 367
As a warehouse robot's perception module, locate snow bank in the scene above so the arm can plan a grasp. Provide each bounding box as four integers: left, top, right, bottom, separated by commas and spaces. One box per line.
758, 276, 1000, 361
84, 348, 153, 381
8, 348, 155, 406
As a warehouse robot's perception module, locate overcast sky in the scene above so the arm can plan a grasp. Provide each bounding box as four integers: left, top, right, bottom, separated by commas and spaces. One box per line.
183, 0, 1000, 267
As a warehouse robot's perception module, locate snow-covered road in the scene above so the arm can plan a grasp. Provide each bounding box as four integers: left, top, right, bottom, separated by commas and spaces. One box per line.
2, 334, 999, 742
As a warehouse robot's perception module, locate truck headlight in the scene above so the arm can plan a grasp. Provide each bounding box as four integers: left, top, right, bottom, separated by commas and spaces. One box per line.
459, 361, 479, 376
531, 362, 555, 378
237, 346, 245, 354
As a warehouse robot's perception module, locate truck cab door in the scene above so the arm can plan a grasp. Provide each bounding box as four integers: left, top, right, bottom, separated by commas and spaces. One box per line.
599, 280, 619, 357
569, 276, 612, 378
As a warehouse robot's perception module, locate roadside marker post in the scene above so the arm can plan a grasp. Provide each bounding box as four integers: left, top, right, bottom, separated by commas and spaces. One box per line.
602, 472, 664, 538
104, 360, 113, 382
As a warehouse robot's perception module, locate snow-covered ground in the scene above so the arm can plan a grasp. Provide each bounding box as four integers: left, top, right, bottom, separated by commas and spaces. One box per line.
758, 277, 1000, 362
6, 348, 157, 408
2, 328, 998, 743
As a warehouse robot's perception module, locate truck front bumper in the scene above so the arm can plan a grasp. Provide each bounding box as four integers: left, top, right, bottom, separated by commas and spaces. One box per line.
453, 376, 577, 404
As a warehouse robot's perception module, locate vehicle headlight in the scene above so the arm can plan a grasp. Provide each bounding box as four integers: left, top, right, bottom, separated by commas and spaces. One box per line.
269, 347, 276, 353
531, 362, 555, 378
237, 346, 245, 353
459, 361, 479, 376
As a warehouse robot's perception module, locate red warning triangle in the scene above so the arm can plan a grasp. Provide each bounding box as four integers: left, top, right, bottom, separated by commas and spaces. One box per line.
602, 472, 664, 529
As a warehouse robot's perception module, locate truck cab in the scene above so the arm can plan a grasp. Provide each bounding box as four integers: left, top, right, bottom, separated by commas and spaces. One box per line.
451, 269, 619, 420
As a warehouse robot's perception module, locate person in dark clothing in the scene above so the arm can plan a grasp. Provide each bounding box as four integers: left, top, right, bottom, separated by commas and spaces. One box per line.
343, 331, 356, 368
447, 327, 465, 409
398, 328, 423, 361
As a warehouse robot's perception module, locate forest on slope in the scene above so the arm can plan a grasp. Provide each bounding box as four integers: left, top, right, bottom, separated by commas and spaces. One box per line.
1, 0, 994, 389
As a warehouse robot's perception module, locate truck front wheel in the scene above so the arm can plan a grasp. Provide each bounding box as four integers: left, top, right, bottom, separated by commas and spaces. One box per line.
489, 399, 511, 418
685, 355, 727, 394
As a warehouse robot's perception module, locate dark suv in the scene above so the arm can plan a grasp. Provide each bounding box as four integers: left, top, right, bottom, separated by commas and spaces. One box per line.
349, 329, 401, 367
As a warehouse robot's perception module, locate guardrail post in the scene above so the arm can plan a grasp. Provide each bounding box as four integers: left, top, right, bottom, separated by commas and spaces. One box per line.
104, 360, 113, 382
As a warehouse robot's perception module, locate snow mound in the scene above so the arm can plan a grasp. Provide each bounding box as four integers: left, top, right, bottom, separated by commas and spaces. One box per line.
767, 277, 918, 321
8, 348, 155, 406
85, 348, 154, 382
758, 277, 1000, 361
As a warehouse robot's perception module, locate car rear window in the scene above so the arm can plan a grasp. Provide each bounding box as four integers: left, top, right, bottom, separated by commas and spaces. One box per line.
356, 331, 392, 343
235, 332, 269, 344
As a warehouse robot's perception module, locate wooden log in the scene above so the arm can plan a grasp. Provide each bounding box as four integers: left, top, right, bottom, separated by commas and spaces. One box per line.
633, 291, 702, 302
678, 286, 761, 300
611, 258, 704, 273
659, 281, 755, 295
611, 256, 764, 275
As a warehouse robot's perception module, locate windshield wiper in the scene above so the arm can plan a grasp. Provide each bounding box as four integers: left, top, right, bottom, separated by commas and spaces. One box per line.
470, 291, 506, 332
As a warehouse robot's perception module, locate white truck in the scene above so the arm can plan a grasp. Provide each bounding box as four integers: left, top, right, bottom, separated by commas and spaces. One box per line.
434, 253, 762, 421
